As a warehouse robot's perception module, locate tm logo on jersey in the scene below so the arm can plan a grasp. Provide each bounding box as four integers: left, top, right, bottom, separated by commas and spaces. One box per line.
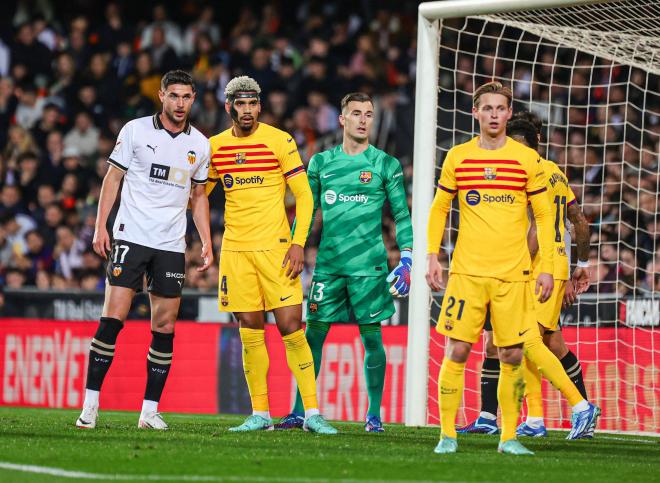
149, 163, 187, 189
223, 174, 264, 189
466, 189, 515, 206
324, 190, 368, 205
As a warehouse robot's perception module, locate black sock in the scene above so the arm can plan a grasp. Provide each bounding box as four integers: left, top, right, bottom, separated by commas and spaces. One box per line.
560, 350, 588, 400
481, 357, 500, 416
85, 317, 123, 392
144, 331, 174, 403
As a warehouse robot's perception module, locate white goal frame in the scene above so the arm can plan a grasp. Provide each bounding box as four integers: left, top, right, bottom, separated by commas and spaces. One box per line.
405, 0, 612, 427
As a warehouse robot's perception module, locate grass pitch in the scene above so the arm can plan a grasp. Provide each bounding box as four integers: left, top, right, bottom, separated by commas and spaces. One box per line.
0, 407, 657, 482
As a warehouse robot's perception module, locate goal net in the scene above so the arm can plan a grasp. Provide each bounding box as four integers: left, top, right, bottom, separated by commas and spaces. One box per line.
407, 0, 659, 434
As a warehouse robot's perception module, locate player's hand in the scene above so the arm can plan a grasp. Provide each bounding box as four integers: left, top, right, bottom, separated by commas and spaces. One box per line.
282, 243, 304, 279
387, 249, 412, 298
571, 266, 590, 294
425, 253, 445, 292
197, 242, 213, 272
92, 227, 111, 260
535, 272, 554, 303
563, 279, 577, 308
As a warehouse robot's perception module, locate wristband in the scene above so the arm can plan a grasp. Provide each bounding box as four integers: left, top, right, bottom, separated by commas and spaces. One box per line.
576, 259, 589, 268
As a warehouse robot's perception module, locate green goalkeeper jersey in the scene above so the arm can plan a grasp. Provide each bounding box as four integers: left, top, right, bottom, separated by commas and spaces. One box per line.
308, 144, 413, 277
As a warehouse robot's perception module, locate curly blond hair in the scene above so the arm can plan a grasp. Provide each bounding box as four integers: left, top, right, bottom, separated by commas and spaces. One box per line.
224, 76, 261, 99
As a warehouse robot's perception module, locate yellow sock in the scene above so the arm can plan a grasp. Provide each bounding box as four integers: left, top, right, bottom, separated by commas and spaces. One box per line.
523, 356, 544, 418
524, 336, 583, 407
282, 329, 318, 410
438, 358, 465, 439
498, 362, 524, 442
239, 328, 270, 412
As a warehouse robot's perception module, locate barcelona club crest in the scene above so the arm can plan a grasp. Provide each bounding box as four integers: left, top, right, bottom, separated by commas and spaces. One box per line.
187, 150, 196, 165
359, 171, 372, 183
112, 265, 122, 277
484, 167, 497, 180
235, 152, 247, 164
309, 303, 318, 313
221, 296, 229, 307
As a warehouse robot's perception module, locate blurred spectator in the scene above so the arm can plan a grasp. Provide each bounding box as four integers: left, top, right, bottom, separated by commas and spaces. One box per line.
53, 225, 84, 280
15, 83, 45, 129
12, 21, 52, 80
63, 111, 99, 160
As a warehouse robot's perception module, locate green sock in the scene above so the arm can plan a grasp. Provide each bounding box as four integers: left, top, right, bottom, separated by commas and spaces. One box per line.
360, 322, 386, 418
292, 320, 329, 415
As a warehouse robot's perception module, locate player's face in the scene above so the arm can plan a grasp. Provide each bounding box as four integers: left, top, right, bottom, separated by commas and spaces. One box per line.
473, 93, 512, 138
159, 84, 195, 126
227, 97, 261, 132
339, 101, 374, 142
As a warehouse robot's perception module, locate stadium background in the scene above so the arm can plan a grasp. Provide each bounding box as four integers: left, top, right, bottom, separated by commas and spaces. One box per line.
0, 0, 657, 431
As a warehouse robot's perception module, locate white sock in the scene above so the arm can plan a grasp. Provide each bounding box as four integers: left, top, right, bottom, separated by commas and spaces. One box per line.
525, 416, 544, 429
305, 408, 320, 419
253, 410, 270, 419
479, 411, 497, 421
83, 389, 100, 408
141, 399, 158, 414
572, 400, 589, 413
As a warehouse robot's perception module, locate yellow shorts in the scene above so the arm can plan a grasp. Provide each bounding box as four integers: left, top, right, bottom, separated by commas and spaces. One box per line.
532, 279, 566, 331
436, 274, 536, 347
218, 248, 302, 312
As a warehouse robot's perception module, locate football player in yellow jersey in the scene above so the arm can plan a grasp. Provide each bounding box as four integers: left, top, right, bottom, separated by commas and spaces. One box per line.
207, 76, 336, 434
457, 114, 597, 440
426, 82, 600, 456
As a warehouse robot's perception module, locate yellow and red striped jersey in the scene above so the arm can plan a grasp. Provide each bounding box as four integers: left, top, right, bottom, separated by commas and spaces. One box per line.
207, 123, 309, 251
428, 136, 554, 281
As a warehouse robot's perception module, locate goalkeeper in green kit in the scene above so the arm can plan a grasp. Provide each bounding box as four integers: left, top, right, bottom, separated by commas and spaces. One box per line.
274, 92, 413, 432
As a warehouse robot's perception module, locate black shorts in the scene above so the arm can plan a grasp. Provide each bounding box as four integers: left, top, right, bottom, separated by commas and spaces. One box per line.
106, 239, 185, 297
483, 307, 492, 331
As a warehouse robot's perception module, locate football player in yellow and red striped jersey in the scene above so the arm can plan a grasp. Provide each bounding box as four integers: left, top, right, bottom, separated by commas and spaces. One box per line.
207, 76, 336, 434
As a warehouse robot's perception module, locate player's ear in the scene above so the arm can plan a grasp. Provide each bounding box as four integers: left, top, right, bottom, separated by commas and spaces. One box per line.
338, 114, 345, 127
158, 90, 165, 104
471, 105, 478, 120
225, 101, 231, 114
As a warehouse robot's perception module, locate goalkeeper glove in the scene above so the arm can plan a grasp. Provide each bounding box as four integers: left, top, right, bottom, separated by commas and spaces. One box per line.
386, 249, 412, 298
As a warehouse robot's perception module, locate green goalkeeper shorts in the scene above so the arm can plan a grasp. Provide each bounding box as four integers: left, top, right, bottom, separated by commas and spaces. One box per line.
306, 272, 395, 324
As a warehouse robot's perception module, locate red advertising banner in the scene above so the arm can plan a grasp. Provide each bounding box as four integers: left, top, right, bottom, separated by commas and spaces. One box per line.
428, 326, 660, 433
0, 319, 219, 413
1, 319, 657, 433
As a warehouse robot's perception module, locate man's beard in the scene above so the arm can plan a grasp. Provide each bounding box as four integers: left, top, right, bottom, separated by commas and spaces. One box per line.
164, 108, 185, 127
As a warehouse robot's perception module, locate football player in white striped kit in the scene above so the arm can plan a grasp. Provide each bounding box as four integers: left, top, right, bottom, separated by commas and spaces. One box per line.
76, 70, 212, 430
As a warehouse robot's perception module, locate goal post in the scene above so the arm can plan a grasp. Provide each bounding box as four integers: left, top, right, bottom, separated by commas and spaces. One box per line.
406, 0, 659, 432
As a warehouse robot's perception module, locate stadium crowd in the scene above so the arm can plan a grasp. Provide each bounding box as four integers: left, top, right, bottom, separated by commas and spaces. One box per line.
0, 0, 657, 299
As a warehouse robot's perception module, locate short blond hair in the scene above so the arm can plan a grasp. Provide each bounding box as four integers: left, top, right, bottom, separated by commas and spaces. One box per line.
473, 81, 513, 107
224, 76, 261, 100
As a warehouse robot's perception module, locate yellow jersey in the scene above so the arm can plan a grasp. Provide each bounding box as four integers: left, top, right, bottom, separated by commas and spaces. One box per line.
531, 159, 576, 280
208, 123, 310, 251
428, 136, 554, 281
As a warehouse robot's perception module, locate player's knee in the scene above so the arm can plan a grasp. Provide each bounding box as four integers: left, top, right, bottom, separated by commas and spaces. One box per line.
446, 339, 471, 363
152, 320, 175, 333
484, 331, 498, 358
498, 345, 523, 365
545, 332, 569, 359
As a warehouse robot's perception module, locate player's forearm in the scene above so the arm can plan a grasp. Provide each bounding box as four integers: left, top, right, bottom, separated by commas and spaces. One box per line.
568, 203, 590, 262
288, 174, 314, 246
426, 189, 453, 253
527, 223, 539, 259
95, 167, 124, 231
389, 185, 413, 250
529, 193, 554, 274
191, 186, 212, 246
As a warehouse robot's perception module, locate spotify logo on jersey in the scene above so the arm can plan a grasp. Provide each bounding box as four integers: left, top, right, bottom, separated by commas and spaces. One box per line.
324, 190, 337, 204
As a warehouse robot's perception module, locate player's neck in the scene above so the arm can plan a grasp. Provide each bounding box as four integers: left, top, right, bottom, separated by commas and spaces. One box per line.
477, 132, 507, 150
159, 112, 186, 133
232, 122, 259, 138
342, 137, 369, 156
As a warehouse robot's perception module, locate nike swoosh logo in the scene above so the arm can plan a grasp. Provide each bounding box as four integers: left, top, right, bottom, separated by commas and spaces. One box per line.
299, 362, 313, 370
366, 364, 383, 369
322, 173, 335, 179
280, 295, 293, 301
518, 329, 530, 336
287, 138, 293, 143
393, 172, 403, 178
369, 310, 383, 318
